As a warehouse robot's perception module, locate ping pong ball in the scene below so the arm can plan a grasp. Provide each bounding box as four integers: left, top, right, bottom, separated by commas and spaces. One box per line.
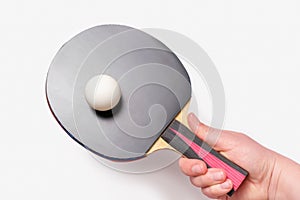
85, 74, 121, 111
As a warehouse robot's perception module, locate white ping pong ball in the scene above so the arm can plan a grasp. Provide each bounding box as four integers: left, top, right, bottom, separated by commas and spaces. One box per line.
85, 74, 121, 111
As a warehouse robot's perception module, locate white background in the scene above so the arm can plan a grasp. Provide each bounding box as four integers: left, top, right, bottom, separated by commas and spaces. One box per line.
1, 0, 300, 199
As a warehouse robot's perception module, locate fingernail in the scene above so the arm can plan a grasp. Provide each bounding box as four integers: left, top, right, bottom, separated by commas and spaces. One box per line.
213, 171, 224, 181
191, 165, 203, 174
221, 179, 232, 189
188, 113, 199, 132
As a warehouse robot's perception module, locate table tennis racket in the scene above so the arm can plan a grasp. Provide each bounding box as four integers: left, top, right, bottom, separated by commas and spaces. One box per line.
46, 24, 248, 196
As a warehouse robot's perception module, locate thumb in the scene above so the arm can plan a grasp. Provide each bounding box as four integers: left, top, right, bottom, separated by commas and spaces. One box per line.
187, 113, 226, 151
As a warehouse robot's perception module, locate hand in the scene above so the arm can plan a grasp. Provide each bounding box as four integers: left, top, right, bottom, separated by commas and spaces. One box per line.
179, 113, 282, 200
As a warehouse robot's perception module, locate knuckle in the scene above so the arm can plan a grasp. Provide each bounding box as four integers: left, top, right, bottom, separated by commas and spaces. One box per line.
189, 177, 198, 187
190, 176, 203, 188
201, 187, 215, 198
201, 186, 220, 199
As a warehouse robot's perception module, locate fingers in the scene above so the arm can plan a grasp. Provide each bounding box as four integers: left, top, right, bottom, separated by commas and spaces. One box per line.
189, 168, 232, 198
179, 157, 233, 199
201, 179, 233, 199
190, 168, 226, 188
178, 157, 207, 176
187, 113, 225, 151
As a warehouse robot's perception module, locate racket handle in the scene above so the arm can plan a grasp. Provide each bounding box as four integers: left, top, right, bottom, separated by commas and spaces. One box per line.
161, 120, 248, 197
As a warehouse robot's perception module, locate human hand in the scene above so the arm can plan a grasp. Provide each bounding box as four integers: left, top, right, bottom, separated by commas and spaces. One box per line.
179, 113, 277, 200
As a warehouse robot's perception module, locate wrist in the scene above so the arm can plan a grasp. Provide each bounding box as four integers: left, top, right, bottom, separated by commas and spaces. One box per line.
267, 152, 281, 200
268, 151, 300, 199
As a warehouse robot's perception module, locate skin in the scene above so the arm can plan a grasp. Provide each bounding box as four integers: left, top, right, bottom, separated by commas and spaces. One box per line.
179, 113, 300, 200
